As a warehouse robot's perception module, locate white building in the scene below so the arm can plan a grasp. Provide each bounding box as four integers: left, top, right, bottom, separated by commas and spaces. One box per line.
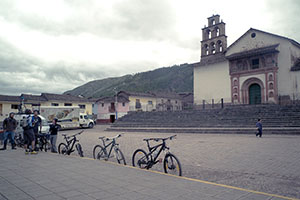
194, 15, 300, 106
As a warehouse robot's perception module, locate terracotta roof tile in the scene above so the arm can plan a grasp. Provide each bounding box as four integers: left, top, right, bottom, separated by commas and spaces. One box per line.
0, 95, 20, 102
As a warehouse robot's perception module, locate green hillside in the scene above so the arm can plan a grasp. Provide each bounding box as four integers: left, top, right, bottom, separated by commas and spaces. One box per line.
64, 63, 193, 98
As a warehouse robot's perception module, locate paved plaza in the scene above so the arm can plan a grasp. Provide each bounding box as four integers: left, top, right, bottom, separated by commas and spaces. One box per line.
0, 125, 300, 199
0, 149, 295, 200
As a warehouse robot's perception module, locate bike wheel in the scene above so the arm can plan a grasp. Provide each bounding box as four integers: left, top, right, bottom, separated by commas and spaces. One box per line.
132, 149, 149, 169
44, 142, 51, 152
93, 145, 107, 160
114, 148, 126, 165
163, 153, 182, 176
58, 143, 69, 155
76, 143, 84, 157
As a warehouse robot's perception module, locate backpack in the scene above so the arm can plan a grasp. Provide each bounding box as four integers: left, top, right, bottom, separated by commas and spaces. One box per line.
20, 115, 33, 129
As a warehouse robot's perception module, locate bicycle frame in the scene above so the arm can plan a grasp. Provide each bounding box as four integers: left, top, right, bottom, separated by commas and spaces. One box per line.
100, 138, 118, 158
63, 135, 78, 154
145, 140, 168, 166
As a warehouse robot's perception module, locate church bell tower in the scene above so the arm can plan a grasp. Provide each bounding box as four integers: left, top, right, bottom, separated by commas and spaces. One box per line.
201, 15, 227, 58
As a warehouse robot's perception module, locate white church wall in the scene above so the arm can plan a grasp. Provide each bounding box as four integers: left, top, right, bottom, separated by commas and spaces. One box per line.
226, 30, 286, 56
194, 61, 231, 105
288, 43, 300, 99
276, 40, 293, 97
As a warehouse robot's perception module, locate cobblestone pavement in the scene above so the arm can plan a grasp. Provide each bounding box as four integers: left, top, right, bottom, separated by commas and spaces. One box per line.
1, 150, 292, 200
53, 125, 300, 199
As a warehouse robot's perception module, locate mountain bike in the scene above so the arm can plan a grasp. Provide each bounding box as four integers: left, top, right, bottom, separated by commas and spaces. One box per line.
132, 135, 182, 176
58, 131, 84, 157
37, 133, 51, 152
93, 134, 126, 165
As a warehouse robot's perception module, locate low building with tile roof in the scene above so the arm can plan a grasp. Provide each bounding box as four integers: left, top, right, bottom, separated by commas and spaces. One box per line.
0, 95, 20, 121
0, 93, 94, 121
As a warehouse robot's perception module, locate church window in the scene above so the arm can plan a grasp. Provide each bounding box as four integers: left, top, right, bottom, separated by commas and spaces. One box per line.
215, 27, 220, 37
217, 40, 223, 52
211, 19, 215, 25
233, 95, 238, 100
251, 58, 259, 69
269, 82, 274, 89
207, 30, 211, 39
233, 88, 238, 93
251, 33, 256, 38
211, 42, 216, 54
204, 44, 209, 55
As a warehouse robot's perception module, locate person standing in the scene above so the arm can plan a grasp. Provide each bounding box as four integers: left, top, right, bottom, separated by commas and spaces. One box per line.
256, 118, 263, 137
32, 110, 42, 151
49, 118, 60, 153
23, 109, 37, 154
0, 112, 17, 150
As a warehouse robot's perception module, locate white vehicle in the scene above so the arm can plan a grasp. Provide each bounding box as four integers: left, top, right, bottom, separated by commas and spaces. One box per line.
14, 114, 50, 135
39, 106, 94, 129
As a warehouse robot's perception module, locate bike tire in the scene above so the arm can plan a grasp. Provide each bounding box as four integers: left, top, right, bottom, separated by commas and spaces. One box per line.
115, 148, 126, 165
76, 143, 84, 157
132, 149, 149, 169
44, 142, 51, 152
163, 153, 182, 176
93, 145, 107, 160
58, 143, 69, 155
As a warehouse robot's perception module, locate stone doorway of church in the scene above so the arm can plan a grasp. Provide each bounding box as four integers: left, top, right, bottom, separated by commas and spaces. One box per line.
249, 83, 261, 104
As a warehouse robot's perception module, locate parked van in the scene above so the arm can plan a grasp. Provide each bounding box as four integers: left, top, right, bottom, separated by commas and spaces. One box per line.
39, 106, 94, 129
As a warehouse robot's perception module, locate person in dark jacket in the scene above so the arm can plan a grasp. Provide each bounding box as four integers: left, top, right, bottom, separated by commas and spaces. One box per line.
0, 112, 17, 150
49, 118, 60, 153
256, 118, 263, 137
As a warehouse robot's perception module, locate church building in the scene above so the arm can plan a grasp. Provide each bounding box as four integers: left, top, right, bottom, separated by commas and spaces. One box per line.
194, 15, 300, 106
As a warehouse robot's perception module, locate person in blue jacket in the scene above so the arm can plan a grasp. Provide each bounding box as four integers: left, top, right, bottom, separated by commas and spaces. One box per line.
256, 118, 262, 137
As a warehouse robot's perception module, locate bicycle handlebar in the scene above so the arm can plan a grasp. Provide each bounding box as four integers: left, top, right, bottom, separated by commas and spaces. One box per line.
143, 135, 177, 142
62, 130, 84, 139
98, 134, 123, 141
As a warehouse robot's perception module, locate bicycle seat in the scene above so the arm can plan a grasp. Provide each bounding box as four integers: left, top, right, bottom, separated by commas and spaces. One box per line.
98, 136, 105, 140
62, 134, 67, 137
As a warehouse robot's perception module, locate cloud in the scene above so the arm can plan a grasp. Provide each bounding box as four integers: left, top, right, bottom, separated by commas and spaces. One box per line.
0, 36, 163, 95
0, 0, 178, 42
0, 0, 299, 96
264, 0, 300, 42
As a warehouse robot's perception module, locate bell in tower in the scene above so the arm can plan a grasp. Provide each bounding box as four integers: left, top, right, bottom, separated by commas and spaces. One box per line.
201, 14, 227, 58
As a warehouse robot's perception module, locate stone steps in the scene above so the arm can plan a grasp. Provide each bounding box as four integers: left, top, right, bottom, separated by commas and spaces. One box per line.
111, 104, 300, 134
106, 127, 300, 135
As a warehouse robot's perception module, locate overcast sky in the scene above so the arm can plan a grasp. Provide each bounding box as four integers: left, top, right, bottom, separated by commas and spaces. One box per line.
0, 0, 299, 95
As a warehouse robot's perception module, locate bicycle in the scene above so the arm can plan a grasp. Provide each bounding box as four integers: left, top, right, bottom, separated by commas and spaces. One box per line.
132, 135, 182, 176
37, 133, 51, 152
58, 130, 84, 157
93, 134, 126, 165
14, 133, 24, 148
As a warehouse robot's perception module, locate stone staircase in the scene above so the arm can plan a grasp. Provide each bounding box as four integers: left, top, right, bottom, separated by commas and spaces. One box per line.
107, 104, 300, 134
